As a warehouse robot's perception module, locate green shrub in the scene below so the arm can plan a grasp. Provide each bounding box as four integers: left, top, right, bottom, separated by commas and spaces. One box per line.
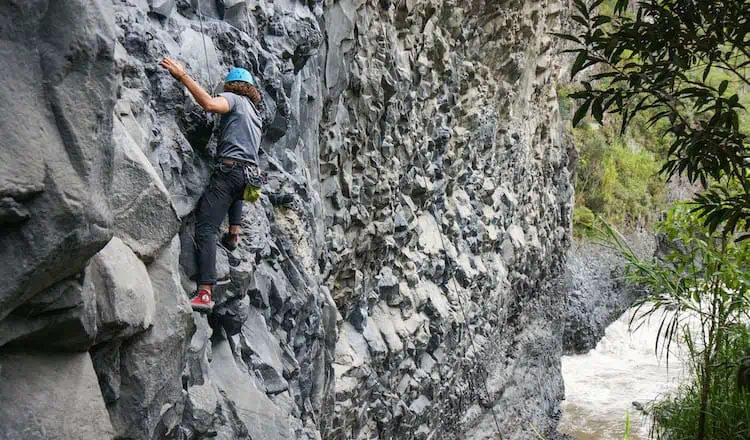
648, 325, 750, 440
573, 205, 596, 235
568, 119, 666, 233
602, 204, 750, 440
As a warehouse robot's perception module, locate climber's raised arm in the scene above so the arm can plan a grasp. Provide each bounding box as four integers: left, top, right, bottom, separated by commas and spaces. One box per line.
159, 57, 230, 114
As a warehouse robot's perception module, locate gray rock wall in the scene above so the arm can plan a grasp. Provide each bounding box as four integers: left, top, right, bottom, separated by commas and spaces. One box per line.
0, 0, 574, 439
563, 234, 653, 355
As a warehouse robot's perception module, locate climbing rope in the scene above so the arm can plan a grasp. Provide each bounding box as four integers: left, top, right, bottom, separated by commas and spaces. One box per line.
197, 2, 214, 89
412, 149, 505, 439
243, 0, 253, 36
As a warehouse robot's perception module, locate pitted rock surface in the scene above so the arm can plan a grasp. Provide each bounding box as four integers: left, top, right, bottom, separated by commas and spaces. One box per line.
0, 0, 576, 439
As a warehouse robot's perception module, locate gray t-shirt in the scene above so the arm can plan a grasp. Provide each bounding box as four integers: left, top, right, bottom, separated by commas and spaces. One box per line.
216, 92, 261, 164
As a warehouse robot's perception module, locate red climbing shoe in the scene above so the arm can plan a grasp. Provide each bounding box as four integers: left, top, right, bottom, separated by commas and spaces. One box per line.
190, 289, 215, 312
221, 232, 239, 251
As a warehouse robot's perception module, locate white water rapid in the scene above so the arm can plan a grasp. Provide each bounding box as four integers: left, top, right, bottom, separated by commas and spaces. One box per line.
558, 307, 692, 439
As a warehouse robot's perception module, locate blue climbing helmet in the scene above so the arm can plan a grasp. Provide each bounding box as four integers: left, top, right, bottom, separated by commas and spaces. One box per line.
225, 67, 255, 86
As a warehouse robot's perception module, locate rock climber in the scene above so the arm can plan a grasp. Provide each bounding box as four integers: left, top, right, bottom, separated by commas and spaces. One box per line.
160, 57, 263, 312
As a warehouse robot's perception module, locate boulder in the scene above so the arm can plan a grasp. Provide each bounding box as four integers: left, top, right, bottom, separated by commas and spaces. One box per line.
89, 237, 156, 344
0, 351, 115, 439
0, 274, 97, 351
211, 337, 293, 439
111, 116, 181, 261
95, 236, 195, 439
0, 0, 116, 324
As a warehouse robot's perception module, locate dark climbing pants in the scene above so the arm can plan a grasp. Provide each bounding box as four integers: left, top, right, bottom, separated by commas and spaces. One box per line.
195, 162, 246, 285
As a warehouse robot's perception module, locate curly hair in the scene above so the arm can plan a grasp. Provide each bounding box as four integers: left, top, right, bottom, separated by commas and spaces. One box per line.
223, 81, 261, 106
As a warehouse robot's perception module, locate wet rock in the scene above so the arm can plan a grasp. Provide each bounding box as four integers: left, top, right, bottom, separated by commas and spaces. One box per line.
564, 238, 649, 354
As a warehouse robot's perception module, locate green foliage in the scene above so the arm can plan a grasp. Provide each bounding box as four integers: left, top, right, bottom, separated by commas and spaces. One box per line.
648, 325, 750, 440
573, 205, 597, 236
600, 204, 750, 440
557, 0, 750, 238
565, 104, 667, 233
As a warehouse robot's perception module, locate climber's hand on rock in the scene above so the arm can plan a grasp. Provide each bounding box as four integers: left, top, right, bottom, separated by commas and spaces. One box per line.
160, 57, 187, 81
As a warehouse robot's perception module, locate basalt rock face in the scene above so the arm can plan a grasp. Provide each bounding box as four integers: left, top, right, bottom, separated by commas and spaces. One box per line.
0, 1, 573, 440
322, 1, 573, 438
563, 235, 653, 355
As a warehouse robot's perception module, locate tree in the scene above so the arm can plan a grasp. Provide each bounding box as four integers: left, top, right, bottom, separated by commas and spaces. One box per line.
557, 0, 750, 238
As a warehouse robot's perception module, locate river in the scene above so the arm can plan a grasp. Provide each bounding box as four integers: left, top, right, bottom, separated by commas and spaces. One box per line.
558, 307, 692, 439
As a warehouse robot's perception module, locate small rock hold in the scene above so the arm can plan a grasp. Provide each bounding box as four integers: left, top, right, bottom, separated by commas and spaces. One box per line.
409, 395, 431, 415
149, 0, 176, 18
0, 197, 30, 225
377, 267, 401, 305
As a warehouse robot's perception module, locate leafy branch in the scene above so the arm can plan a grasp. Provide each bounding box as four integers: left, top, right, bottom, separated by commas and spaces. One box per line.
555, 0, 750, 236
